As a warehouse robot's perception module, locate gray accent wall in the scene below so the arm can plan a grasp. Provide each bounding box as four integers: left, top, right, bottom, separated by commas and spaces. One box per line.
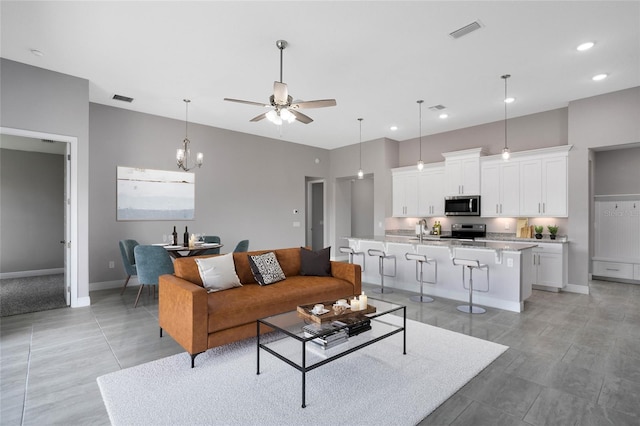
88, 103, 330, 283
0, 58, 90, 299
594, 147, 640, 195
0, 149, 64, 272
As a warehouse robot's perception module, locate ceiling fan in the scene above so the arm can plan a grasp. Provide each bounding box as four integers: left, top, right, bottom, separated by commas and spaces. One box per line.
224, 40, 337, 125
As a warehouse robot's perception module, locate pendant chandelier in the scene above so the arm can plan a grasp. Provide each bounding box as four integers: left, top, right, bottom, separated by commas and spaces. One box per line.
176, 99, 203, 171
501, 74, 511, 160
357, 118, 364, 179
416, 100, 424, 171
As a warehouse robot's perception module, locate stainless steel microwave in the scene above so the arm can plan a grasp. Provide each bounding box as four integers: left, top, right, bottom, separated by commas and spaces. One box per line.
444, 195, 481, 216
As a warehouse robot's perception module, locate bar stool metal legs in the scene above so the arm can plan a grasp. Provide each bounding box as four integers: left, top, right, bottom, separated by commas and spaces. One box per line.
338, 246, 365, 271
452, 258, 489, 314
368, 249, 396, 294
405, 253, 437, 303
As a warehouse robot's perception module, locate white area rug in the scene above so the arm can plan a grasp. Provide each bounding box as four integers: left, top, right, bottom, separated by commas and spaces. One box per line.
97, 318, 507, 426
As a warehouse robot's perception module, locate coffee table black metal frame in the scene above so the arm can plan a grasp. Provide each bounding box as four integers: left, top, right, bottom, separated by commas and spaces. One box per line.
256, 297, 406, 408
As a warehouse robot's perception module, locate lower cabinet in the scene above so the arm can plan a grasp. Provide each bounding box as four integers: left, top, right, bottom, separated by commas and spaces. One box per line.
593, 260, 635, 280
532, 243, 567, 289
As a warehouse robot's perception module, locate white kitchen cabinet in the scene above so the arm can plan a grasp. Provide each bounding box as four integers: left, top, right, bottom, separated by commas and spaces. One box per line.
417, 164, 445, 217
443, 148, 483, 196
392, 170, 418, 217
532, 243, 567, 289
481, 160, 520, 217
520, 153, 568, 217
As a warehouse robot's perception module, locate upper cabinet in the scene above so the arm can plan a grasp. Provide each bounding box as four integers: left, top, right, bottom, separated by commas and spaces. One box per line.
418, 164, 445, 217
481, 160, 520, 217
443, 148, 484, 196
392, 170, 418, 217
519, 148, 570, 217
392, 163, 445, 218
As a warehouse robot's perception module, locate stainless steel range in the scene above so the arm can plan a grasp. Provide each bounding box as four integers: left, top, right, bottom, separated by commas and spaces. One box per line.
439, 223, 486, 241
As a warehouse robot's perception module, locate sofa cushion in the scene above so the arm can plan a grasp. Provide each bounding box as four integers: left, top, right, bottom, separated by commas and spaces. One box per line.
299, 246, 331, 276
205, 275, 356, 333
195, 253, 242, 292
248, 252, 286, 285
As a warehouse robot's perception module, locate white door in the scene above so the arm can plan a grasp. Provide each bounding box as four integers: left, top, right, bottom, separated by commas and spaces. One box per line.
481, 163, 500, 217
520, 159, 542, 216
501, 161, 520, 216
542, 157, 568, 216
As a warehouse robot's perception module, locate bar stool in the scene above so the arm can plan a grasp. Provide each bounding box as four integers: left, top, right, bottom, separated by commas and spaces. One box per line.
405, 253, 437, 303
452, 258, 489, 314
368, 249, 396, 294
338, 246, 365, 271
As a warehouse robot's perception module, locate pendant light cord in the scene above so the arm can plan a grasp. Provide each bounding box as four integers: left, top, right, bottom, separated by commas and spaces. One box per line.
358, 118, 363, 169
184, 99, 190, 140
417, 100, 424, 162
501, 75, 510, 151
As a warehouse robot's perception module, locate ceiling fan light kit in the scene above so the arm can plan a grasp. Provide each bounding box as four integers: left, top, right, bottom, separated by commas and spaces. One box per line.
224, 40, 337, 126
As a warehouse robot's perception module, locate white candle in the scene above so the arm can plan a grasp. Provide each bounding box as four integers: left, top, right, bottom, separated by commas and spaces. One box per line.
359, 291, 368, 310
350, 298, 360, 311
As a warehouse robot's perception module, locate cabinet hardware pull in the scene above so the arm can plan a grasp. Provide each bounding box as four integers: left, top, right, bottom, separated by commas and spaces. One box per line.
496, 204, 499, 214
543, 203, 546, 213
538, 203, 541, 213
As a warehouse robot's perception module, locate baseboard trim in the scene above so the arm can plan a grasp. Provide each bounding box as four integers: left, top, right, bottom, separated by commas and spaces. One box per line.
90, 278, 138, 292
564, 283, 590, 295
0, 268, 64, 279
73, 296, 91, 308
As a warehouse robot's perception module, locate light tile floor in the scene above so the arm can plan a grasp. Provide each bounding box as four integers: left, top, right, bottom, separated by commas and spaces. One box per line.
1, 279, 639, 425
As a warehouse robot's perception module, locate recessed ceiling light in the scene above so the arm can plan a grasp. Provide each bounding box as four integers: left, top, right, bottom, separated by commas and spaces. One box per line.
577, 42, 595, 51
30, 49, 44, 57
389, 125, 398, 131
592, 73, 608, 81
504, 97, 515, 104
439, 113, 449, 119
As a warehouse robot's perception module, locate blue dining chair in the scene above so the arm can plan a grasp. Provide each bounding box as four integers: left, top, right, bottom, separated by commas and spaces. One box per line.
118, 239, 139, 295
202, 235, 221, 255
133, 245, 174, 308
233, 239, 249, 253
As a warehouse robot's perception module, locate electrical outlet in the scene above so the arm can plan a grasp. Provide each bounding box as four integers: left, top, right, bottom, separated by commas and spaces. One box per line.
507, 258, 513, 268
108, 261, 115, 269
505, 222, 510, 230
293, 221, 301, 227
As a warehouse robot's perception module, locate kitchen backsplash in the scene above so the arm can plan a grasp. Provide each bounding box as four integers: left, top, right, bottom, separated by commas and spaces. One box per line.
386, 216, 569, 236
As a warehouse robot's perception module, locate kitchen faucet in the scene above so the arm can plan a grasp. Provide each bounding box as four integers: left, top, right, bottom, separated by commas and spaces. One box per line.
417, 218, 428, 243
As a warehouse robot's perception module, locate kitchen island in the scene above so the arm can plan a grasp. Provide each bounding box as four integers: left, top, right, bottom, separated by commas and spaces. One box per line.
346, 236, 537, 313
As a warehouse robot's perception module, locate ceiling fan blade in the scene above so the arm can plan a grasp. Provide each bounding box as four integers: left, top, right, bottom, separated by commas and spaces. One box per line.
224, 98, 270, 108
290, 99, 337, 109
289, 109, 313, 124
249, 112, 267, 122
273, 81, 289, 105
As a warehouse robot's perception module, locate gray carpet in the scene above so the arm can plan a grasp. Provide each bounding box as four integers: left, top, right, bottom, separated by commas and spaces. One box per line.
0, 274, 67, 317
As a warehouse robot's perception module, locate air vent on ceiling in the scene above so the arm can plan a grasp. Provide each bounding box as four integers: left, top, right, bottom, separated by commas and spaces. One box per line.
429, 104, 446, 111
449, 20, 482, 39
112, 94, 134, 103
41, 139, 57, 143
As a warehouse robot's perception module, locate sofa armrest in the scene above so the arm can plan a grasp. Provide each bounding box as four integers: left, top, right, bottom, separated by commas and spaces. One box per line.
330, 261, 362, 295
159, 274, 209, 355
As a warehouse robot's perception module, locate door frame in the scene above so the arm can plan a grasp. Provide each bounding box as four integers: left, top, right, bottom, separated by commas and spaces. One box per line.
1, 126, 77, 307
306, 179, 327, 251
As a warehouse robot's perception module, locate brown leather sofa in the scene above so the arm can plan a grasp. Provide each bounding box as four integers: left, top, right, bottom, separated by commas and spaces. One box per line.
159, 247, 361, 367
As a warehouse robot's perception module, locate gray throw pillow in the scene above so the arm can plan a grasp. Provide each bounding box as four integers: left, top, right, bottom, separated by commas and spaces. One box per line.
248, 252, 286, 285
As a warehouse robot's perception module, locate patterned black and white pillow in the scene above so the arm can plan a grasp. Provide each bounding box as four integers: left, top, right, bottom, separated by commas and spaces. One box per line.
248, 252, 286, 285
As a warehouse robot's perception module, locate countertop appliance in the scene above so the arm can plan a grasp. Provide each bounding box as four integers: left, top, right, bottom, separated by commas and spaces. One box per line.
439, 223, 487, 241
444, 195, 481, 216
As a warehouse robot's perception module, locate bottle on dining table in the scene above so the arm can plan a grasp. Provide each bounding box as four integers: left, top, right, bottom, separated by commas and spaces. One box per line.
172, 226, 178, 245
183, 226, 189, 247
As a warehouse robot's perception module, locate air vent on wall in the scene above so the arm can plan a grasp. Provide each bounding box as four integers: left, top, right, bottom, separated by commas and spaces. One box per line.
41, 139, 57, 143
449, 20, 482, 39
429, 104, 446, 111
112, 94, 134, 103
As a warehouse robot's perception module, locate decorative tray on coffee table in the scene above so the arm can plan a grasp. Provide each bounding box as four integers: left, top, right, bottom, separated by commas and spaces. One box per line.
297, 301, 376, 323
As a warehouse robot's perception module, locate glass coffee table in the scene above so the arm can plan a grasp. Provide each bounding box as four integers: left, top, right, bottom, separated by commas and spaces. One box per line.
256, 297, 406, 408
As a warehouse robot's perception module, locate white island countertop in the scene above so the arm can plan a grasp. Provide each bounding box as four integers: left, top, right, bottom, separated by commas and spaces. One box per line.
353, 235, 538, 254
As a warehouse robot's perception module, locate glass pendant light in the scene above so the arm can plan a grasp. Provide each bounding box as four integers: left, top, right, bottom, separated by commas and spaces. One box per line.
417, 100, 424, 170
501, 74, 511, 160
176, 99, 203, 171
357, 118, 364, 179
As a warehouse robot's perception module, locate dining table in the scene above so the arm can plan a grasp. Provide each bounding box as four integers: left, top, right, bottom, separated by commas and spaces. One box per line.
161, 243, 223, 258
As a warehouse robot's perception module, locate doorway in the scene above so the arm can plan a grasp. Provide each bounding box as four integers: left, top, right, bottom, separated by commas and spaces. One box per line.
306, 179, 325, 251
0, 128, 75, 311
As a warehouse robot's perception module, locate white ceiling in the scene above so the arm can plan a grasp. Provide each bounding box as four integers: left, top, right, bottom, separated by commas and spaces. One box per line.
1, 1, 638, 150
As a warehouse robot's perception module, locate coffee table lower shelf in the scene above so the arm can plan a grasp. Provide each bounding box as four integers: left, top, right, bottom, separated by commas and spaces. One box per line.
256, 298, 406, 408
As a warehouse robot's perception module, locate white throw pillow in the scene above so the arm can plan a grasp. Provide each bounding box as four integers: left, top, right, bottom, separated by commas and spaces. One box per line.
195, 253, 242, 292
